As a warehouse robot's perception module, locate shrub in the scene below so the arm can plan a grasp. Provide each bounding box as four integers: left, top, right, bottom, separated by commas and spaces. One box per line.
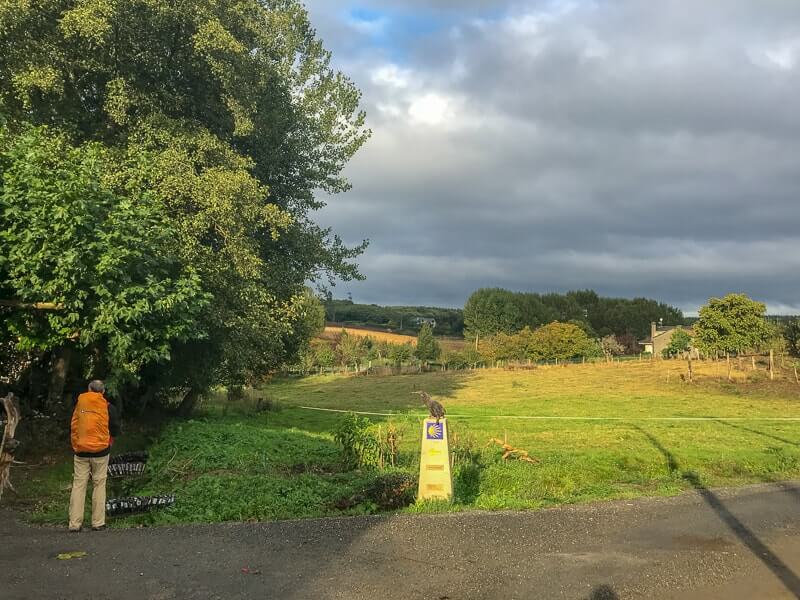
334, 472, 417, 511
443, 348, 481, 369
662, 329, 693, 358
334, 413, 382, 469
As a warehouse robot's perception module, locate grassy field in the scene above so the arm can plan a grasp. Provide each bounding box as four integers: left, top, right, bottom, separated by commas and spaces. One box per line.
322, 326, 417, 345
12, 359, 800, 526
321, 325, 467, 352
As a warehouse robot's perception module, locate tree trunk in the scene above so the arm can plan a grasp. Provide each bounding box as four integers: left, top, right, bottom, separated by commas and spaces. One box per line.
177, 388, 201, 417
47, 346, 73, 410
0, 393, 22, 502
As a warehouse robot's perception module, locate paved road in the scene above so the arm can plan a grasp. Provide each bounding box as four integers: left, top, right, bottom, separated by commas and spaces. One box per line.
4, 481, 800, 599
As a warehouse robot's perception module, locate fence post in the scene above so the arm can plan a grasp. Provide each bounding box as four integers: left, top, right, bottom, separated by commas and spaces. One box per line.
769, 350, 774, 381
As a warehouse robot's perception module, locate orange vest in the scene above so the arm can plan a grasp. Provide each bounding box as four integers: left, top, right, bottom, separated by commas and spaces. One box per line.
71, 392, 111, 453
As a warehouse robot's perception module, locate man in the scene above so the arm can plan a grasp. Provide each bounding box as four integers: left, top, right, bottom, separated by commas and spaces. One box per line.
68, 380, 120, 532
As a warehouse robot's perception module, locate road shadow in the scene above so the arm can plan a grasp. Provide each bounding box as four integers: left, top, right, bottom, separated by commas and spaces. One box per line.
715, 420, 799, 447
585, 584, 619, 599
632, 424, 800, 597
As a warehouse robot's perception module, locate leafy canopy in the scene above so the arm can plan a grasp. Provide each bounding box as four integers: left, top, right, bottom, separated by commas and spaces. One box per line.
415, 323, 440, 363
0, 125, 207, 385
0, 0, 369, 397
693, 294, 771, 355
662, 329, 693, 359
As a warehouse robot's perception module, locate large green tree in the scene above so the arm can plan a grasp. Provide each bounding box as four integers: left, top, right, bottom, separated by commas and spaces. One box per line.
693, 294, 771, 356
463, 287, 683, 341
784, 319, 800, 358
528, 322, 596, 361
0, 126, 207, 402
0, 0, 369, 410
415, 323, 440, 364
463, 288, 524, 338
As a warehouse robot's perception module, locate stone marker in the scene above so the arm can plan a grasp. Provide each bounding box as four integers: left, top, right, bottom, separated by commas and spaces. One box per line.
417, 417, 453, 501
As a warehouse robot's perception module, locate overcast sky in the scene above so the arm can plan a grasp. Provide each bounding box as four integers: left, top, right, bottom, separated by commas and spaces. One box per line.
304, 0, 800, 314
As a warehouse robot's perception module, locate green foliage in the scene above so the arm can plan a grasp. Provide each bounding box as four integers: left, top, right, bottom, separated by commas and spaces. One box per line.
662, 329, 693, 359
283, 289, 326, 368
334, 413, 382, 470
443, 347, 482, 369
324, 298, 464, 336
482, 322, 596, 362
388, 342, 414, 366
0, 126, 207, 389
0, 0, 370, 405
358, 472, 416, 509
694, 294, 772, 355
336, 331, 370, 368
600, 335, 625, 361
415, 323, 440, 363
464, 288, 684, 341
16, 365, 800, 525
464, 288, 524, 338
784, 319, 800, 358
311, 340, 337, 369
528, 322, 596, 361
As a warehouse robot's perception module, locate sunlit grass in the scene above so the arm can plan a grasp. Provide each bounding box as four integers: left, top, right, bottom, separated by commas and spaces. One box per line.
13, 360, 800, 525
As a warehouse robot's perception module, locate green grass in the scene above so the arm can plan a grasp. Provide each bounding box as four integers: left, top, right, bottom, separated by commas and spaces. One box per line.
11, 360, 800, 526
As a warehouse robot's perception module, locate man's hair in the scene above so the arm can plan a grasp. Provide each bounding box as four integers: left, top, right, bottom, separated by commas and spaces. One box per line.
88, 380, 105, 393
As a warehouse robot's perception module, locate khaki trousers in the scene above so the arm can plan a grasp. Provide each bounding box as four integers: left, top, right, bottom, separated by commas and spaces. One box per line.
68, 454, 109, 530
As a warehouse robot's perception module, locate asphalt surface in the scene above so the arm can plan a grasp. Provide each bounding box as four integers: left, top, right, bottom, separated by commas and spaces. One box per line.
4, 482, 800, 599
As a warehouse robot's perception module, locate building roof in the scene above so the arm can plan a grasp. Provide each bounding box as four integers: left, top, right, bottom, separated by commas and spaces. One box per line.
639, 326, 693, 345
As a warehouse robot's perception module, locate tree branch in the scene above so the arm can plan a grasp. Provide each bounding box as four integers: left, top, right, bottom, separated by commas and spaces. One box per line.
0, 299, 64, 311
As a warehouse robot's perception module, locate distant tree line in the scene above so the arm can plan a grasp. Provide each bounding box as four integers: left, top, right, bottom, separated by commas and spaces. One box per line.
463, 288, 684, 348
300, 294, 800, 374
323, 299, 465, 336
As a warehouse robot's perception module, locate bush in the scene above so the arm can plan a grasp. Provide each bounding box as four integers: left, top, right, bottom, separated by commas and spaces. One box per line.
362, 472, 416, 509
443, 348, 482, 369
334, 471, 417, 511
662, 329, 693, 358
334, 413, 382, 469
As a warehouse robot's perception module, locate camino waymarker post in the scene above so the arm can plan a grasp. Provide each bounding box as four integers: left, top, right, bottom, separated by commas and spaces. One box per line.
417, 418, 453, 501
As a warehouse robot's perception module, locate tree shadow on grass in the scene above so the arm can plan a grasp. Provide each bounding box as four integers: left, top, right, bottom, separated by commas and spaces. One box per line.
631, 424, 800, 597
713, 420, 800, 505
268, 370, 473, 414
715, 419, 799, 448
258, 370, 474, 437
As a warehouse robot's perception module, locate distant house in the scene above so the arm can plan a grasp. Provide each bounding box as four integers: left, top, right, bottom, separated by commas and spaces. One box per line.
640, 322, 695, 356
413, 317, 437, 328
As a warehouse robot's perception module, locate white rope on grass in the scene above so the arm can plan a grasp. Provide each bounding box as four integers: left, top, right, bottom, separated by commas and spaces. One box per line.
297, 405, 800, 422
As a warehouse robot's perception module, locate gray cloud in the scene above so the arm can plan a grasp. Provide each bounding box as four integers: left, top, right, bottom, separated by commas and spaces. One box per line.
304, 1, 800, 313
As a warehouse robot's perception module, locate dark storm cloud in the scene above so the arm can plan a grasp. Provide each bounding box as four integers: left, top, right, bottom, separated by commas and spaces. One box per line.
303, 1, 800, 313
